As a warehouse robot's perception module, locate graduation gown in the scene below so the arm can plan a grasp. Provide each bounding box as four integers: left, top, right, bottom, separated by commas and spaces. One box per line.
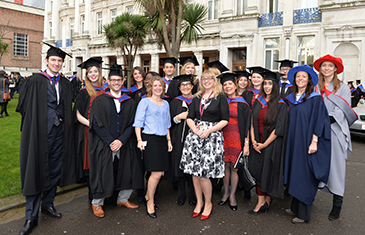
350, 88, 360, 107
279, 81, 293, 99
248, 96, 288, 199
129, 84, 145, 100
89, 93, 144, 199
284, 92, 331, 206
169, 96, 193, 177
16, 73, 75, 196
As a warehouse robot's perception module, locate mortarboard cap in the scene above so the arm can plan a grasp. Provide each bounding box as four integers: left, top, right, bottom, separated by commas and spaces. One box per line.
234, 70, 251, 79
246, 66, 269, 75
262, 71, 281, 83
206, 60, 229, 73
179, 55, 199, 66
161, 57, 180, 67
104, 63, 126, 78
43, 42, 72, 60
348, 81, 353, 85
218, 72, 237, 85
174, 74, 195, 85
275, 59, 298, 68
77, 58, 103, 70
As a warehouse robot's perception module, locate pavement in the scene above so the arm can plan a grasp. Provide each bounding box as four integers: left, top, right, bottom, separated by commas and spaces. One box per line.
1, 136, 364, 235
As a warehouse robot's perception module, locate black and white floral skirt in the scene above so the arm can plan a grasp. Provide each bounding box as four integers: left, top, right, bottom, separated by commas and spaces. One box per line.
179, 119, 225, 178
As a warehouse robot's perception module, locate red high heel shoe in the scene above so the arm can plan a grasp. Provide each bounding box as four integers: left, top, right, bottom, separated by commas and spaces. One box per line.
201, 205, 213, 220
192, 207, 203, 218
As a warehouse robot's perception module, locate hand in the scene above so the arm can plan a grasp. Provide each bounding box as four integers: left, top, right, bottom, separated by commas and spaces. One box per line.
137, 140, 145, 151
168, 141, 173, 152
110, 140, 122, 152
253, 143, 265, 153
308, 141, 317, 154
178, 111, 189, 121
198, 129, 211, 139
243, 144, 249, 156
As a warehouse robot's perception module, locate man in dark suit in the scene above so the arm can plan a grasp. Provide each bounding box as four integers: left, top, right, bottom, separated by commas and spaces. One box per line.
275, 59, 298, 99
16, 42, 75, 235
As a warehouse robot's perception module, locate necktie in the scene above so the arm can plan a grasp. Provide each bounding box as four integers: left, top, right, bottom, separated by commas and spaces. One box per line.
281, 82, 287, 98
52, 76, 58, 103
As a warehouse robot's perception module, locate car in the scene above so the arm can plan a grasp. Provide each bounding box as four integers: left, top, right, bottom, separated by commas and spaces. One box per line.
350, 100, 365, 137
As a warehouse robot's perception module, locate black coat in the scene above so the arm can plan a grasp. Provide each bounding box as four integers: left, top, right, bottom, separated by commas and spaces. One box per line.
16, 73, 75, 196
88, 94, 144, 199
248, 97, 288, 199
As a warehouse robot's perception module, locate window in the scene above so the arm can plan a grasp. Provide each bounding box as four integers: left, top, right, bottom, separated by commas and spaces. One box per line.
268, 0, 279, 13
97, 12, 103, 35
127, 6, 133, 13
301, 0, 318, 8
50, 0, 53, 11
208, 0, 218, 20
70, 18, 75, 38
265, 38, 280, 70
111, 9, 117, 22
49, 21, 52, 38
297, 36, 315, 67
13, 33, 28, 57
232, 48, 247, 71
81, 15, 85, 34
237, 0, 246, 15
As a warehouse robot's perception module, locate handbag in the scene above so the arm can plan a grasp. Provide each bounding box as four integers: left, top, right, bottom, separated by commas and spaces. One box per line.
3, 79, 10, 101
237, 155, 256, 191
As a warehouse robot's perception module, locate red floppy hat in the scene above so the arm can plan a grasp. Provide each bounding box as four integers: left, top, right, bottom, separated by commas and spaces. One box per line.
313, 54, 344, 74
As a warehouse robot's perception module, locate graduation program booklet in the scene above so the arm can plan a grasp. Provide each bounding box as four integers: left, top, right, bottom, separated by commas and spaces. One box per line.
234, 151, 244, 169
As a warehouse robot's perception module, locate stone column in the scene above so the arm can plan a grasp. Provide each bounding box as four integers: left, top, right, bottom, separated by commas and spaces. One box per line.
44, 0, 49, 40
194, 51, 203, 77
84, 0, 91, 35
102, 56, 109, 78
134, 54, 141, 67
150, 53, 159, 73
74, 0, 80, 36
52, 0, 60, 39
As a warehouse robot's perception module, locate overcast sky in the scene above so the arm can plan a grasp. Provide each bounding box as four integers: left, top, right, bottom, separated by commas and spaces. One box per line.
4, 0, 45, 9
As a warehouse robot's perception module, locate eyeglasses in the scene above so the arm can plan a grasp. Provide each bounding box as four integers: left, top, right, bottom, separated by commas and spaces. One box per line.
201, 77, 214, 81
180, 82, 192, 88
110, 79, 123, 83
280, 68, 290, 72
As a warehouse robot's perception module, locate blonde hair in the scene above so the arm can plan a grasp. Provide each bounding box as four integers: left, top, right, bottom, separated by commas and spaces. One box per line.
84, 66, 103, 97
146, 75, 166, 98
181, 62, 196, 75
195, 70, 221, 99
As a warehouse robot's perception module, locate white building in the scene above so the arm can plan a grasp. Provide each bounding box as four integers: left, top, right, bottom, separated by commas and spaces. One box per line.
43, 0, 365, 83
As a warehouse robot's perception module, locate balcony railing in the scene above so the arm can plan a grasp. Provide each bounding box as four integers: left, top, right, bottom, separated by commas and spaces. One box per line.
55, 40, 62, 48
66, 39, 73, 47
293, 7, 322, 24
258, 12, 283, 27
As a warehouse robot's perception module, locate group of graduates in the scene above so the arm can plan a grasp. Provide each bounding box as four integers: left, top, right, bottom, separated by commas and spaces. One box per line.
16, 41, 358, 235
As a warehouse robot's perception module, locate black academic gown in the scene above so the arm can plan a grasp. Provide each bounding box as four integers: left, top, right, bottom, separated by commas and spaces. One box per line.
279, 82, 293, 99
242, 90, 254, 109
88, 93, 143, 199
167, 77, 179, 101
248, 96, 288, 199
351, 88, 360, 108
16, 73, 75, 196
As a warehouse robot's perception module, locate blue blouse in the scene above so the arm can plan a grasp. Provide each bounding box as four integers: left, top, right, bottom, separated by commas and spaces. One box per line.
133, 98, 171, 136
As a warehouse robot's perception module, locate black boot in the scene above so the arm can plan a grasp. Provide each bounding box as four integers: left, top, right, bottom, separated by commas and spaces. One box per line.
0, 103, 4, 117
329, 194, 343, 220
4, 102, 9, 116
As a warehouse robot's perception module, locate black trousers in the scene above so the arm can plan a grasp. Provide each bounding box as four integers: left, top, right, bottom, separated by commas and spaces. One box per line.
25, 123, 64, 220
291, 197, 311, 221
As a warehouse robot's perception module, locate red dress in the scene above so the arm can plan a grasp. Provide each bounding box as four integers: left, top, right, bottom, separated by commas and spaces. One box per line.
83, 90, 103, 169
223, 102, 241, 163
258, 106, 267, 143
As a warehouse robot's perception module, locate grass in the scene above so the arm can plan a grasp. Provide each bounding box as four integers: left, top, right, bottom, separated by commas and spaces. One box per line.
0, 93, 22, 198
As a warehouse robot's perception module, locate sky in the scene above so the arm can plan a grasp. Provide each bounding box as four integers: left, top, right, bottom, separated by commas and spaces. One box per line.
4, 0, 45, 9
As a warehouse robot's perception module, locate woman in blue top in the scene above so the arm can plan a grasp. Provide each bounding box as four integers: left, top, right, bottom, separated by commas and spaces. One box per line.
133, 75, 173, 219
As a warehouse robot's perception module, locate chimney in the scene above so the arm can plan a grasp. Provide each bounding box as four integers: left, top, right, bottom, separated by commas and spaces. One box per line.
14, 0, 24, 4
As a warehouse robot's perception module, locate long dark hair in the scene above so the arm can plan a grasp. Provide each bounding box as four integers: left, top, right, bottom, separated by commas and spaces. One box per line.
293, 72, 314, 102
261, 80, 280, 129
130, 66, 145, 87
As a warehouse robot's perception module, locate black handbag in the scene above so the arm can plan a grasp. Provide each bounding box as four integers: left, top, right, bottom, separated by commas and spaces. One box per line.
237, 156, 256, 191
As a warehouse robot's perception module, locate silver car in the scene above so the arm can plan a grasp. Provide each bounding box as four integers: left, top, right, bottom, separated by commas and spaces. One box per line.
350, 101, 365, 137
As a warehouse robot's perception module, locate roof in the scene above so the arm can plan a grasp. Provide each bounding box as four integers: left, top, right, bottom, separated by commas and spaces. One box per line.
0, 0, 44, 16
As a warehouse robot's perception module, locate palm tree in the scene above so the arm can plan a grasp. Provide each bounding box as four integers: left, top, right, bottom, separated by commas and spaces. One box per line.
136, 0, 207, 59
103, 12, 148, 87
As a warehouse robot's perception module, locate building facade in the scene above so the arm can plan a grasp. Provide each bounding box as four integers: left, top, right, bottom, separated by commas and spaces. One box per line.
0, 0, 44, 76
43, 0, 365, 83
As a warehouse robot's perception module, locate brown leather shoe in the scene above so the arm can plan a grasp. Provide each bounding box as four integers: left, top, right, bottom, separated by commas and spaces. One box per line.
92, 205, 105, 218
117, 200, 139, 209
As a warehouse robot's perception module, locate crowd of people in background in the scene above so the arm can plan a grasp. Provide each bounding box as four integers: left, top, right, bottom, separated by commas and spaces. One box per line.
13, 42, 362, 235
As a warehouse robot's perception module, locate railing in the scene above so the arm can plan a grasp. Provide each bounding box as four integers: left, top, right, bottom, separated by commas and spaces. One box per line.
258, 12, 283, 27
66, 39, 73, 47
55, 40, 62, 48
293, 7, 322, 24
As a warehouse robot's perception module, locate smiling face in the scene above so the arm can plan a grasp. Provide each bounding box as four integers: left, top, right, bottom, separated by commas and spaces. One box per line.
320, 61, 337, 79
179, 81, 193, 96
237, 76, 248, 90
183, 63, 195, 75
263, 80, 273, 96
46, 56, 63, 75
152, 80, 163, 97
223, 80, 237, 97
133, 69, 143, 83
201, 76, 215, 91
251, 73, 264, 88
87, 66, 100, 85
295, 71, 309, 90
144, 73, 153, 88
108, 75, 125, 93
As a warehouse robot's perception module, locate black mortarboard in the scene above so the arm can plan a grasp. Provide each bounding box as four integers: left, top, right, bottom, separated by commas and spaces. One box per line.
218, 73, 237, 85
348, 81, 353, 85
234, 70, 251, 79
246, 66, 269, 75
161, 57, 180, 67
275, 59, 298, 68
356, 80, 361, 84
179, 55, 199, 66
174, 74, 194, 85
104, 63, 126, 77
206, 60, 229, 73
43, 42, 72, 60
262, 71, 280, 83
77, 58, 103, 70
